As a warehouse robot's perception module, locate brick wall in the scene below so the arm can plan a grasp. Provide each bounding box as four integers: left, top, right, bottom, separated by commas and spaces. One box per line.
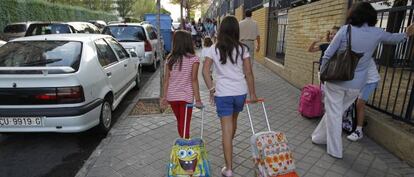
235, 5, 244, 21
263, 0, 348, 88
252, 7, 269, 63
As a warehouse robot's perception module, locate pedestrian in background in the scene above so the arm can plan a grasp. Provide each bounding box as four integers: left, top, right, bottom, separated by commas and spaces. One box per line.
202, 16, 258, 177
161, 30, 203, 139
311, 2, 414, 158
308, 26, 340, 70
239, 10, 260, 67
201, 36, 213, 62
345, 59, 379, 141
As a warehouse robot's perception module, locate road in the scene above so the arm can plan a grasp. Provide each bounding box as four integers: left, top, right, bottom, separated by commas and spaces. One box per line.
0, 69, 155, 177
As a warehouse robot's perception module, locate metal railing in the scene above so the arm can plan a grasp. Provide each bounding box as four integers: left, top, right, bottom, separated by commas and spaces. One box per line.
266, 0, 291, 64
368, 4, 414, 124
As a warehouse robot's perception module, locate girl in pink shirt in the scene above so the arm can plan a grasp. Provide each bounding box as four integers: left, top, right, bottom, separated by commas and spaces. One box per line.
161, 30, 203, 138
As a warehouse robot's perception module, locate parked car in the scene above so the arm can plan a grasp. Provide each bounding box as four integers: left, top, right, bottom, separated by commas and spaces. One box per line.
25, 22, 100, 36
0, 40, 5, 47
140, 23, 164, 71
0, 34, 141, 133
103, 23, 159, 71
2, 22, 37, 41
88, 20, 107, 29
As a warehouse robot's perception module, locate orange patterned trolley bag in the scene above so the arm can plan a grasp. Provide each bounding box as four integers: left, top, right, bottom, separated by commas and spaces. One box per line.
246, 99, 299, 177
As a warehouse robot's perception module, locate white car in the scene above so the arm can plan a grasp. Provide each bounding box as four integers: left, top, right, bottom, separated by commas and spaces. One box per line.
2, 22, 38, 41
0, 34, 141, 133
0, 40, 5, 47
103, 23, 162, 72
141, 23, 164, 72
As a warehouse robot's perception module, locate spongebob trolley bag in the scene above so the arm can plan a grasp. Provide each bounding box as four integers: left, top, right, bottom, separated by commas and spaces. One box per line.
246, 99, 299, 177
167, 104, 211, 177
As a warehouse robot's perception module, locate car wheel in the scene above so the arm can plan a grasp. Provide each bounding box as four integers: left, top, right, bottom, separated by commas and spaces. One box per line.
98, 99, 112, 134
134, 66, 142, 89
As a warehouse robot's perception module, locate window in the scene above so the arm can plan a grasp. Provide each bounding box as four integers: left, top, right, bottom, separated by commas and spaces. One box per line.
266, 9, 288, 64
95, 39, 118, 67
106, 38, 129, 60
25, 24, 72, 36
276, 11, 288, 59
103, 26, 146, 42
147, 27, 157, 40
4, 24, 26, 33
0, 41, 82, 71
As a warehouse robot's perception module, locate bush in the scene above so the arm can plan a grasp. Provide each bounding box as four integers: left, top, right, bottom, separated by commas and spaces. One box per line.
0, 0, 118, 32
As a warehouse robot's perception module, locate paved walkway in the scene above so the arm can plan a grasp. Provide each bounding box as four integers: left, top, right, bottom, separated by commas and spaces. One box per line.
76, 62, 414, 177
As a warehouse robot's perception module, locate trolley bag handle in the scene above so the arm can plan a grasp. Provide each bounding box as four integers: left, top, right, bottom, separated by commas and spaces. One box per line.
312, 61, 323, 88
184, 104, 205, 139
245, 98, 271, 135
312, 61, 319, 84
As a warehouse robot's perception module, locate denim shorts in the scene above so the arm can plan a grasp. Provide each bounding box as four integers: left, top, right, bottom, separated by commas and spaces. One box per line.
215, 94, 247, 118
359, 82, 378, 101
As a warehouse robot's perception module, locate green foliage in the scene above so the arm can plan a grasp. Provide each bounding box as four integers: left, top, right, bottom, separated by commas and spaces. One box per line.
0, 0, 117, 31
116, 0, 136, 18
132, 0, 171, 20
43, 0, 114, 11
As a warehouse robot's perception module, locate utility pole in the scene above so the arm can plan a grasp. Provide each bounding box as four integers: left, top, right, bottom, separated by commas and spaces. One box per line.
180, 0, 184, 29
157, 0, 164, 112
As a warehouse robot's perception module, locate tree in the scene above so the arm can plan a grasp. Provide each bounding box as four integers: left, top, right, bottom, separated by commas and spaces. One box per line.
44, 0, 113, 11
132, 0, 170, 20
170, 0, 206, 20
116, 0, 136, 18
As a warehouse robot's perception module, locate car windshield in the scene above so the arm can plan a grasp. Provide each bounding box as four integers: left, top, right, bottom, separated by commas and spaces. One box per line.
0, 41, 82, 71
103, 26, 145, 42
4, 24, 26, 33
26, 24, 71, 36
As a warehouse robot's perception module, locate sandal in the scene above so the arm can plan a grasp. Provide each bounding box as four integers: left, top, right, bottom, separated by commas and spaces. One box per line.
221, 167, 233, 177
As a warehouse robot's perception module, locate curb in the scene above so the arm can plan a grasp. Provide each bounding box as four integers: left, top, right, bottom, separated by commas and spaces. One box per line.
75, 69, 160, 177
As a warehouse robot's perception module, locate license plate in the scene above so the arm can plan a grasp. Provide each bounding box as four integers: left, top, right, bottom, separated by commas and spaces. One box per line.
0, 117, 43, 127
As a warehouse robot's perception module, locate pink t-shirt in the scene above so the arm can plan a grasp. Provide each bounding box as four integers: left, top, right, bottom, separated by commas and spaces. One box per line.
166, 55, 200, 103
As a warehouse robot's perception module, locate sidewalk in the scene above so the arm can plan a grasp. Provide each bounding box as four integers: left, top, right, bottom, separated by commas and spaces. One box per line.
76, 62, 414, 177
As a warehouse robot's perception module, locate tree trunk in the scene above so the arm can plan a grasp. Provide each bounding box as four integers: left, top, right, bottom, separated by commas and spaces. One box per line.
379, 0, 408, 66
187, 6, 191, 20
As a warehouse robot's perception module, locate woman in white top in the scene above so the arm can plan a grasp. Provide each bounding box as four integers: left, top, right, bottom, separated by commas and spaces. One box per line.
203, 16, 258, 177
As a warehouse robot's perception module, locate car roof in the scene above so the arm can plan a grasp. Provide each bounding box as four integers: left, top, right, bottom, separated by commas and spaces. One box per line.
140, 23, 154, 27
29, 22, 94, 25
106, 23, 143, 27
11, 34, 112, 42
6, 21, 41, 25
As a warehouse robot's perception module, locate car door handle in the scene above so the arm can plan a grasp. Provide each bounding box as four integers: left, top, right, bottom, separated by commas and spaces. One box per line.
124, 64, 128, 67
106, 72, 112, 77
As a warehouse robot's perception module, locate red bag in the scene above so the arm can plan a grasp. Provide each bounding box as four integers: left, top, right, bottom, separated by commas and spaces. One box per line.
298, 84, 323, 118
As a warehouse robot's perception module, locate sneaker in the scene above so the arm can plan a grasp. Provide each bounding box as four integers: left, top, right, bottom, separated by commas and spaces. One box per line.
221, 167, 233, 177
347, 130, 363, 141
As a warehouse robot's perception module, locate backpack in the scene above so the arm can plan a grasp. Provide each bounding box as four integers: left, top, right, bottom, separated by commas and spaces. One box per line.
167, 138, 210, 177
342, 100, 357, 134
167, 104, 211, 177
298, 84, 323, 118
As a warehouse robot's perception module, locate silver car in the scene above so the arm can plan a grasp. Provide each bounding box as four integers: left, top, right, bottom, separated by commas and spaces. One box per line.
103, 23, 162, 72
0, 34, 141, 133
2, 22, 37, 41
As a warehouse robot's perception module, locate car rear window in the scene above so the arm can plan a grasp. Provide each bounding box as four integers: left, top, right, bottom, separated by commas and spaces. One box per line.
103, 26, 146, 42
0, 41, 82, 71
4, 24, 26, 33
25, 24, 71, 36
